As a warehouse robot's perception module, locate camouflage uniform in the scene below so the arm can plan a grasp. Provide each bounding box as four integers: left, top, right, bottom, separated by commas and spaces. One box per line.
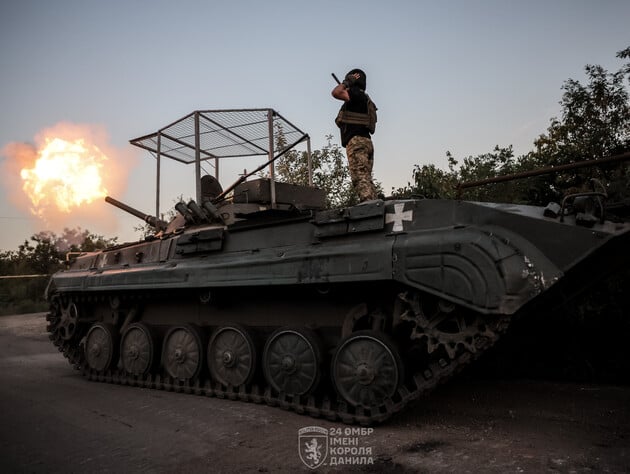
333, 68, 378, 202
346, 136, 377, 201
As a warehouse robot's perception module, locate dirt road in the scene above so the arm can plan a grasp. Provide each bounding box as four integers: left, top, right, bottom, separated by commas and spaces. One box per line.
1, 313, 628, 473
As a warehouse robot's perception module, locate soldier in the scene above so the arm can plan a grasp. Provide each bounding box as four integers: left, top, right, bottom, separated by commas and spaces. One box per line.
332, 68, 378, 202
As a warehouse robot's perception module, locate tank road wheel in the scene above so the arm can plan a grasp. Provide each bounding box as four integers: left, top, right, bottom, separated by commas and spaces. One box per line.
331, 330, 403, 409
262, 328, 322, 397
85, 323, 119, 372
120, 323, 157, 377
207, 325, 256, 388
162, 325, 205, 382
57, 298, 80, 341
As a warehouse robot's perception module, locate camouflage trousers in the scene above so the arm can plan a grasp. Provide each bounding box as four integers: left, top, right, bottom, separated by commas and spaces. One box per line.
346, 136, 377, 202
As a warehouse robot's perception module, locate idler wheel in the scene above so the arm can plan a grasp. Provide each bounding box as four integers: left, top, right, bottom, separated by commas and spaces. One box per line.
262, 328, 322, 396
162, 324, 205, 381
207, 325, 256, 388
120, 322, 157, 377
85, 323, 119, 372
331, 330, 403, 408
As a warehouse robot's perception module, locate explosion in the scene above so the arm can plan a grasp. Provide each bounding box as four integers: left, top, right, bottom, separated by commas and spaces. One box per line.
20, 137, 108, 215
1, 122, 136, 237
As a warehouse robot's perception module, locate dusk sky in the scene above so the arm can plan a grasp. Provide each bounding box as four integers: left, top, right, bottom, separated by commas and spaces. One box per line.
1, 0, 629, 252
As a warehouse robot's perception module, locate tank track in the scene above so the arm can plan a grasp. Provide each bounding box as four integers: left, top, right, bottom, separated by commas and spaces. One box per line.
45, 296, 511, 425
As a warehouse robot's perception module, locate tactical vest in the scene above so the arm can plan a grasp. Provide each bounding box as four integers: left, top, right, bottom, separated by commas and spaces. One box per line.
335, 94, 378, 134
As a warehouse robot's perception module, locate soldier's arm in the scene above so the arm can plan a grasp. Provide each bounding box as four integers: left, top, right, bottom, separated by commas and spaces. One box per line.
332, 83, 350, 101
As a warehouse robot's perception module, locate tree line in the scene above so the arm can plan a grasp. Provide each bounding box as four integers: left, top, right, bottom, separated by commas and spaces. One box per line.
397, 46, 630, 205
0, 229, 118, 315
0, 228, 118, 276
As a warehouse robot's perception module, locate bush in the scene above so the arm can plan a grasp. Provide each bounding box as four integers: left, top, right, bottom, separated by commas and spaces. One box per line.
0, 276, 49, 316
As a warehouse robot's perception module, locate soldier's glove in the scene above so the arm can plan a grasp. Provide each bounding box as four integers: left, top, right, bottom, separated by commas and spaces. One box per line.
343, 74, 357, 89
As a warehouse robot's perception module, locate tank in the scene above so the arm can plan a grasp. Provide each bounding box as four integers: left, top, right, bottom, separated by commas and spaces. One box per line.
44, 109, 630, 424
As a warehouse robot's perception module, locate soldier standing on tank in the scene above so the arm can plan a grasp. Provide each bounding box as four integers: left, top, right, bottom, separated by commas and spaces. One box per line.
332, 68, 378, 202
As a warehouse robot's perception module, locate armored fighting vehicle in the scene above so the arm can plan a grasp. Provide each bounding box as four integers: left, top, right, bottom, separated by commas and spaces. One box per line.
45, 109, 630, 424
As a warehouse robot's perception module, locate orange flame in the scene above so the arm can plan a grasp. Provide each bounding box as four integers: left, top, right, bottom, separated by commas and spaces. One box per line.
2, 122, 138, 240
20, 136, 108, 215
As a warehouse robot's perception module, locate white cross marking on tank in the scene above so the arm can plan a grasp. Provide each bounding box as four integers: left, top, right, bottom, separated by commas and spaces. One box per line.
386, 203, 413, 232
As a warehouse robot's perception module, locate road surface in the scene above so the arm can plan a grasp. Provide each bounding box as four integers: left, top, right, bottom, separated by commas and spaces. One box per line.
1, 313, 628, 473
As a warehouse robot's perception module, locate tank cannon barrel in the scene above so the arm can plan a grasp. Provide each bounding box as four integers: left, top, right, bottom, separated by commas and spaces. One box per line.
105, 196, 167, 231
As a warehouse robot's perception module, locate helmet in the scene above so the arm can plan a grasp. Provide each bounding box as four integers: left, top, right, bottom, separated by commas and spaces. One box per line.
346, 68, 366, 90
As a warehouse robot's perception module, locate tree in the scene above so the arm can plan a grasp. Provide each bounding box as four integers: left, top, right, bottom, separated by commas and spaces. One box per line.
0, 228, 118, 315
397, 47, 630, 206
394, 145, 525, 203
272, 128, 361, 208
392, 153, 459, 199
34, 228, 118, 254
22, 235, 63, 274
528, 47, 630, 204
536, 50, 630, 162
0, 228, 117, 276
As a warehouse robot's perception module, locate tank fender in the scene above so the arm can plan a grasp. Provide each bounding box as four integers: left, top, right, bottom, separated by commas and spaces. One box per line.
392, 225, 563, 314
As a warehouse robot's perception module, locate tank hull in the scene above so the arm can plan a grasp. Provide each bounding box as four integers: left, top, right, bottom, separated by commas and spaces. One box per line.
45, 198, 630, 424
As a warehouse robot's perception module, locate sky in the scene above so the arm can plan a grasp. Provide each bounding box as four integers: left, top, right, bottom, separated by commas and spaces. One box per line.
0, 0, 629, 252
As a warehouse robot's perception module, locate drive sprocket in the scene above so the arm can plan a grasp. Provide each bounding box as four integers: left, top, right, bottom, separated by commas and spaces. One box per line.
398, 291, 505, 359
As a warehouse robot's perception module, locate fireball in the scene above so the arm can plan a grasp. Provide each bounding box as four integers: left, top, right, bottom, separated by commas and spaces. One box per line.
20, 137, 108, 215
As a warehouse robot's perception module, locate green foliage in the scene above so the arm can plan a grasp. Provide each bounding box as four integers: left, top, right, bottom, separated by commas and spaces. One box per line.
398, 47, 630, 207
273, 131, 360, 208
0, 276, 49, 316
0, 228, 118, 315
393, 145, 526, 203
527, 47, 630, 204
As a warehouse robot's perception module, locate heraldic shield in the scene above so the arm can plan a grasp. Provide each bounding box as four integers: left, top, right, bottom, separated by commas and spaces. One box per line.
298, 426, 328, 469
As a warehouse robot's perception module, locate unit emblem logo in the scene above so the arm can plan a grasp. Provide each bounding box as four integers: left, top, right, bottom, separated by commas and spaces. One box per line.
298, 426, 328, 469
